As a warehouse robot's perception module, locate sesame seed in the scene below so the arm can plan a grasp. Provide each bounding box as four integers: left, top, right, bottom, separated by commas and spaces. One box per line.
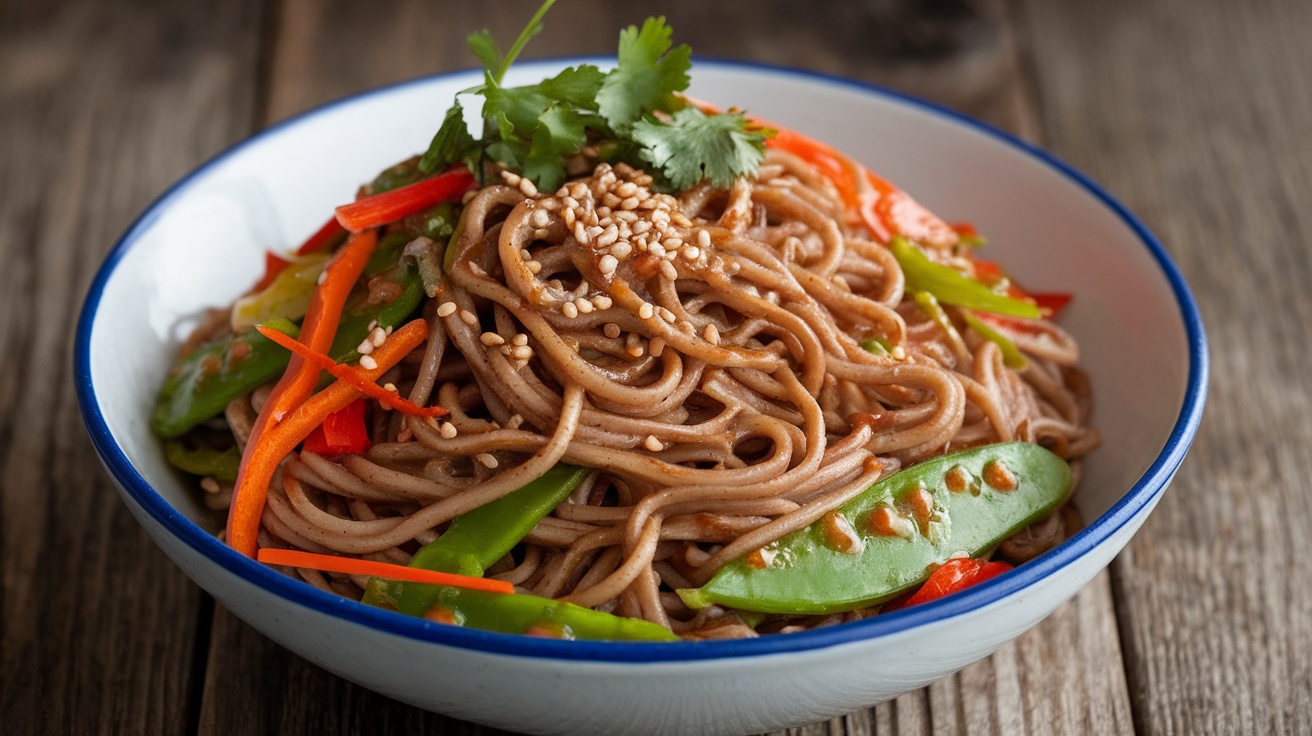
649, 243, 666, 258
620, 196, 639, 210
611, 242, 632, 259
586, 225, 604, 240
459, 309, 479, 326
575, 298, 594, 314
530, 209, 550, 228
359, 355, 378, 370
662, 236, 683, 251
649, 337, 666, 357
317, 270, 328, 285
526, 260, 542, 274
367, 319, 378, 331
596, 225, 618, 248
697, 229, 711, 247
593, 295, 613, 309
518, 178, 538, 197
481, 332, 505, 346
596, 206, 612, 218
602, 193, 621, 208
659, 306, 676, 323
383, 382, 397, 392
603, 323, 622, 339
704, 323, 721, 345
468, 262, 486, 276
673, 213, 693, 227
562, 208, 577, 228
511, 345, 533, 361
633, 221, 652, 235
573, 222, 588, 243
370, 327, 387, 346
512, 333, 529, 346
437, 302, 457, 317
200, 477, 221, 494
643, 435, 663, 452
659, 261, 678, 281
520, 248, 533, 260
501, 171, 522, 186
682, 246, 700, 261
440, 422, 458, 439
598, 254, 618, 275
477, 453, 499, 469
638, 302, 654, 320
616, 181, 637, 198
562, 301, 579, 319
356, 339, 375, 355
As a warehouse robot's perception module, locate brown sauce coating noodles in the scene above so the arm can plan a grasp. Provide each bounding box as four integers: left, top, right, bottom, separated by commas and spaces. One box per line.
247, 153, 1098, 637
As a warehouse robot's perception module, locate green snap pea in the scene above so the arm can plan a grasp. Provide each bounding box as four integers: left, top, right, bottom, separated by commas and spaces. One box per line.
150, 319, 301, 439
163, 440, 241, 481
678, 442, 1071, 615
890, 236, 1041, 318
150, 235, 425, 438
402, 586, 679, 641
362, 465, 677, 641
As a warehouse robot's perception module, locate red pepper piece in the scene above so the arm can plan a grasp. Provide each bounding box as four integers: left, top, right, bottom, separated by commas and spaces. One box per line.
302, 399, 371, 456
335, 168, 476, 233
295, 216, 348, 256
886, 557, 1013, 610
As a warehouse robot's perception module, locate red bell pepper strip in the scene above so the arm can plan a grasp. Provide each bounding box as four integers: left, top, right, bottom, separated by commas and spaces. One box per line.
302, 398, 372, 456
335, 168, 476, 233
887, 557, 1013, 610
296, 216, 348, 256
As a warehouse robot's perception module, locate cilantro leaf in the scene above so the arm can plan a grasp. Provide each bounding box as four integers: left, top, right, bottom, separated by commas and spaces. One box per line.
596, 17, 691, 132
536, 65, 606, 108
467, 29, 503, 79
523, 106, 591, 192
632, 108, 769, 190
419, 101, 479, 174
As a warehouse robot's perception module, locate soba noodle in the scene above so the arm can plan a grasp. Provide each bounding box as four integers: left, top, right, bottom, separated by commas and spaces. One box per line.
204, 148, 1096, 638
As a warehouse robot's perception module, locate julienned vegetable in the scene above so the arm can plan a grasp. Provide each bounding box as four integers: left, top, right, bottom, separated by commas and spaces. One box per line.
678, 443, 1072, 615
258, 548, 516, 596
226, 319, 432, 557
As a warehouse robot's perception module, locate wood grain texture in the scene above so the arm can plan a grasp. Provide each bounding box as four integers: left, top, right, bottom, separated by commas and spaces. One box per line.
1021, 0, 1312, 733
0, 0, 264, 733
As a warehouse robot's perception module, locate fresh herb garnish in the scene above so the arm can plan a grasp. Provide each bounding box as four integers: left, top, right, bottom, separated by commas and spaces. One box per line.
418, 0, 769, 193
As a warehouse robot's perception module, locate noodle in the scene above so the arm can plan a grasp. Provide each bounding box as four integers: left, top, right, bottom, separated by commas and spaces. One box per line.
188, 148, 1098, 638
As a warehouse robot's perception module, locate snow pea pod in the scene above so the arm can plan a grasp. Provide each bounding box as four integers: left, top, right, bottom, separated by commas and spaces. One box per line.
150, 234, 425, 438
362, 464, 590, 612
678, 442, 1071, 615
150, 319, 301, 439
363, 465, 677, 641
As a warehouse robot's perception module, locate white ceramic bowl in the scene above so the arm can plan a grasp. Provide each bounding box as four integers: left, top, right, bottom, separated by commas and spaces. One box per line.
75, 60, 1207, 735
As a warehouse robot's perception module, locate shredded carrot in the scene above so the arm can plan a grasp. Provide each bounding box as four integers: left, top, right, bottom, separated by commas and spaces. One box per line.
258, 548, 514, 595
256, 324, 449, 419
226, 318, 429, 557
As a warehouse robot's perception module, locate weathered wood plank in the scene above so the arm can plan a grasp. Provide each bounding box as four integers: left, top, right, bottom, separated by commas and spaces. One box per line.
0, 0, 264, 733
1021, 0, 1312, 732
195, 2, 1135, 735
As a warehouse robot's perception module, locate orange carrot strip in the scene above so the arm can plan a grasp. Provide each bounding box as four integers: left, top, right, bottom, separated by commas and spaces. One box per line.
226, 318, 429, 557
255, 325, 448, 419
258, 548, 514, 595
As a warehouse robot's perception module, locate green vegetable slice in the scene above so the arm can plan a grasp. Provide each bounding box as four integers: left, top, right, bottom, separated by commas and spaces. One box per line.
679, 442, 1071, 615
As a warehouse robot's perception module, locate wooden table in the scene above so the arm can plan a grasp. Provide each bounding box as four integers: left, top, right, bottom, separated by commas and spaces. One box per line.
3, 0, 1309, 733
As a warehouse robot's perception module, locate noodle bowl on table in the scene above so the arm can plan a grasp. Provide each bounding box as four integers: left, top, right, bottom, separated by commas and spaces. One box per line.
74, 9, 1207, 734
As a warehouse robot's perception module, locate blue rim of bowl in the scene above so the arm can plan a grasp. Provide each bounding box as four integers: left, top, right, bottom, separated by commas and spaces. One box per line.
75, 57, 1208, 664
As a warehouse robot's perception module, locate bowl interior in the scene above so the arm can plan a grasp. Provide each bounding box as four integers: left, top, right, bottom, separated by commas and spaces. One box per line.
80, 60, 1202, 644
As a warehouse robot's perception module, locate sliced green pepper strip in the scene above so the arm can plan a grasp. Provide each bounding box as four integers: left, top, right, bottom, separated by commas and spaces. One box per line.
164, 440, 241, 481
679, 442, 1071, 615
363, 464, 588, 613
890, 236, 1041, 318
150, 319, 302, 438
961, 311, 1029, 370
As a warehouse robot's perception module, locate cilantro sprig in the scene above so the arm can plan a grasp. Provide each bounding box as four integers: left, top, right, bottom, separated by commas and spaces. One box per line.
418, 0, 770, 193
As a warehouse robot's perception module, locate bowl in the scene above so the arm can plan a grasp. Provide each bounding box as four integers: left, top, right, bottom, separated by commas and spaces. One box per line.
75, 59, 1207, 736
